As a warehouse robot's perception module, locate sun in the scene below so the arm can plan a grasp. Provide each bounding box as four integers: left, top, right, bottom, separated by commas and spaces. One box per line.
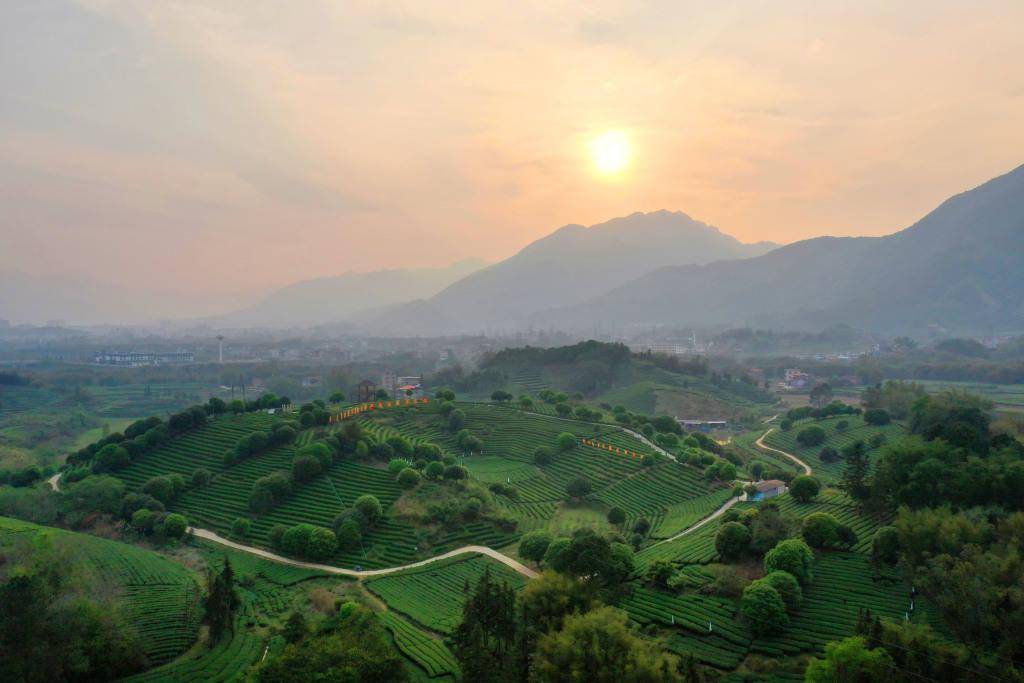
590, 130, 631, 176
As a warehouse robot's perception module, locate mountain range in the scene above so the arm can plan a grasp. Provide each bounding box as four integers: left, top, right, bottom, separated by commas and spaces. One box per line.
212, 259, 486, 328
351, 211, 777, 334
529, 163, 1024, 333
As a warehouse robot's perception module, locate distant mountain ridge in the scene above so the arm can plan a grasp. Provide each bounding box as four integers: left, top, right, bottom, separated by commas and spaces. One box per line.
531, 163, 1024, 333
352, 210, 777, 334
215, 259, 486, 328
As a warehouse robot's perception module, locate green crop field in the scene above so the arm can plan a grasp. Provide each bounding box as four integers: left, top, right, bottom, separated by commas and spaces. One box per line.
125, 540, 340, 683
761, 416, 906, 482
0, 516, 201, 668
365, 554, 527, 635
380, 611, 460, 681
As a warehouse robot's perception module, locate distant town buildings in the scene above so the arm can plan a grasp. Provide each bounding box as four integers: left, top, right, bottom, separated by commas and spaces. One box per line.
93, 350, 194, 367
678, 419, 728, 432
783, 368, 812, 389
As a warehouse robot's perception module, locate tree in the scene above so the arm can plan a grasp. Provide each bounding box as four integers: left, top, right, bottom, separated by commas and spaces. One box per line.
809, 382, 834, 408
490, 390, 513, 403
566, 477, 591, 500
204, 557, 240, 645
291, 454, 322, 483
283, 611, 307, 644
762, 570, 802, 612
533, 446, 553, 466
191, 467, 212, 488
335, 519, 362, 551
354, 494, 383, 526
306, 527, 337, 560
634, 517, 651, 536
870, 526, 900, 568
131, 508, 156, 533
259, 607, 408, 682
545, 529, 634, 587
231, 517, 251, 539
801, 512, 843, 548
93, 444, 130, 473
281, 524, 315, 556
764, 539, 814, 585
451, 567, 518, 680
741, 581, 789, 636
789, 475, 820, 503
715, 522, 752, 561
518, 395, 533, 409
447, 408, 466, 431
863, 408, 891, 426
397, 467, 421, 489
519, 530, 553, 565
444, 465, 469, 480
164, 513, 188, 539
424, 461, 445, 480
328, 391, 345, 404
532, 606, 681, 682
796, 426, 826, 447
645, 559, 677, 589
269, 524, 288, 550
556, 432, 577, 452
607, 506, 626, 526
841, 441, 871, 503
779, 418, 793, 431
805, 636, 894, 683
554, 402, 572, 417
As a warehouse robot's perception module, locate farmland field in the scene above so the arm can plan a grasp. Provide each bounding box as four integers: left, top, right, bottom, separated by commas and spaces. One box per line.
0, 516, 201, 668
366, 554, 527, 634
761, 416, 906, 482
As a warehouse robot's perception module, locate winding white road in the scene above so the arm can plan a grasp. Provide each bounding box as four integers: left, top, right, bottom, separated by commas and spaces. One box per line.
47, 415, 789, 581
755, 427, 813, 476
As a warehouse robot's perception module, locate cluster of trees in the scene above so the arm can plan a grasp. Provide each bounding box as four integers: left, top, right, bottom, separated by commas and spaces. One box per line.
328, 494, 383, 553
807, 609, 1012, 682
460, 526, 678, 682
267, 522, 338, 560
779, 401, 861, 431
740, 539, 815, 636
840, 389, 1024, 670
1, 536, 148, 680
258, 603, 408, 681
853, 392, 1024, 512
226, 420, 298, 465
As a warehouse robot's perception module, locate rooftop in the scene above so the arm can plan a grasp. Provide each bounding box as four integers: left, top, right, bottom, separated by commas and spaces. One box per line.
755, 479, 786, 492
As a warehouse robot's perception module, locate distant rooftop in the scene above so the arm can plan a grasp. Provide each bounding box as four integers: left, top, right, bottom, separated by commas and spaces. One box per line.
755, 479, 786, 492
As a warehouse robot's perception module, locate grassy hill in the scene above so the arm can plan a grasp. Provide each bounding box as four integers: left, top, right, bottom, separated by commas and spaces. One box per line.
761, 415, 906, 483
0, 516, 201, 670
461, 341, 777, 421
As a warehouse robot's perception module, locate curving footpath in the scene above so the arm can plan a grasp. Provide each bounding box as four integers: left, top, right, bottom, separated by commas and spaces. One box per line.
190, 527, 540, 579
754, 427, 812, 476
47, 471, 537, 579
46, 419, 764, 582
648, 494, 741, 547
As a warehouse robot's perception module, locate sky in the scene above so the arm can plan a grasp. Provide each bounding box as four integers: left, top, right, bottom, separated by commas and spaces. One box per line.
2, 0, 1024, 305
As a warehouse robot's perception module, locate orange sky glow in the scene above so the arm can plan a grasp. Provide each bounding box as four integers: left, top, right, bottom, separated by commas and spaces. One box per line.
2, 1, 1024, 300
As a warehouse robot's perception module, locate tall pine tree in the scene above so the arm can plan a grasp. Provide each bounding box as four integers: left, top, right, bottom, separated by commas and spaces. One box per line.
452, 567, 519, 682
204, 557, 240, 646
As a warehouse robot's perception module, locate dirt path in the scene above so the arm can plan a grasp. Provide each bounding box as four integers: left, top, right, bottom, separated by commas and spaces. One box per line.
189, 528, 539, 579
648, 494, 741, 547
755, 428, 813, 476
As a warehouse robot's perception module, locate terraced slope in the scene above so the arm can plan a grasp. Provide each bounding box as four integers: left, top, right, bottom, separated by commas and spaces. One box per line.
0, 516, 200, 669
761, 416, 905, 482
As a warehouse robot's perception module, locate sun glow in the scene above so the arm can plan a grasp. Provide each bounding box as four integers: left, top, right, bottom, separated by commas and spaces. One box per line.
590, 130, 631, 176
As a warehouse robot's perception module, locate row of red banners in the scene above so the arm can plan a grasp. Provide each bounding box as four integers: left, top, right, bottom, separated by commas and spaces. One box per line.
329, 397, 431, 423
580, 437, 643, 459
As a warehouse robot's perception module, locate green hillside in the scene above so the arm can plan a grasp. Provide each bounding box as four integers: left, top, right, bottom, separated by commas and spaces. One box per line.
0, 516, 201, 671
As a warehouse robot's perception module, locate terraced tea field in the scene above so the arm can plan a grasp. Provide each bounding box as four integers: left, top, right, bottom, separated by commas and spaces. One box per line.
0, 516, 200, 667
366, 554, 528, 635
762, 416, 905, 482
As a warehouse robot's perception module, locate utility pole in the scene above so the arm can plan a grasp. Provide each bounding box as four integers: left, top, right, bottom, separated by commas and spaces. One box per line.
217, 335, 224, 363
